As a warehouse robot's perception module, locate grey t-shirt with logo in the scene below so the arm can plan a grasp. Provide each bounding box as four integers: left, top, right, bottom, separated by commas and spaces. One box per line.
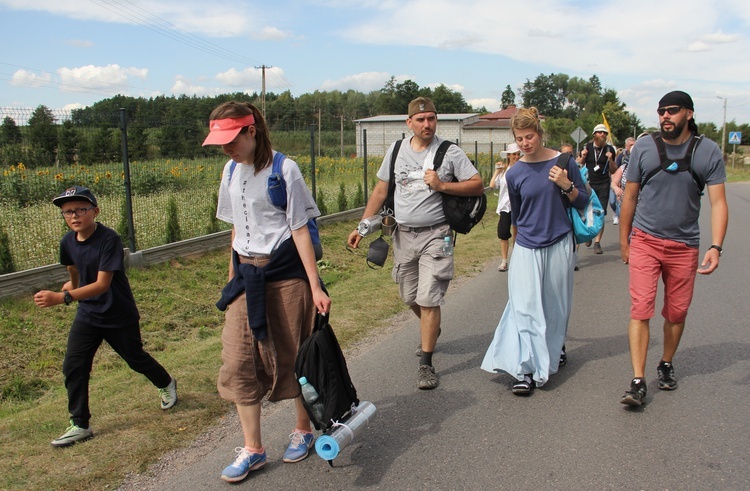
377, 136, 478, 228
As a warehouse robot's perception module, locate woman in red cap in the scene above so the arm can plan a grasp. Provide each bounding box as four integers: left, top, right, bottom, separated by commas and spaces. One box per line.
202, 101, 330, 482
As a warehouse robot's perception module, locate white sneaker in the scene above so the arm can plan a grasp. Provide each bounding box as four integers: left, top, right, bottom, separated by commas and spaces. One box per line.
51, 421, 94, 447
613, 216, 619, 225
159, 377, 178, 409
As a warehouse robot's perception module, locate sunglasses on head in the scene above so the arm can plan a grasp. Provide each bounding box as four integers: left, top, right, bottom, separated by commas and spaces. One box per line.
657, 106, 682, 116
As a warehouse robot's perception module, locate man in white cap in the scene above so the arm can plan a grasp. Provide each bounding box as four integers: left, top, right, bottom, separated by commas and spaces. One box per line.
579, 124, 616, 253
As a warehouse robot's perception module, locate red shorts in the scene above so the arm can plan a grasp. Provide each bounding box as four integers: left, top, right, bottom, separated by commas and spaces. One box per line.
628, 228, 699, 323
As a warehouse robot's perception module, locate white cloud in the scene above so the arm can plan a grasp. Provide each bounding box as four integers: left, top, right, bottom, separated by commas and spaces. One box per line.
255, 26, 293, 41
687, 41, 711, 52
467, 98, 499, 111
10, 69, 52, 88
319, 72, 392, 92
57, 64, 148, 92
703, 30, 742, 44
66, 39, 93, 48
171, 76, 219, 97
214, 66, 287, 90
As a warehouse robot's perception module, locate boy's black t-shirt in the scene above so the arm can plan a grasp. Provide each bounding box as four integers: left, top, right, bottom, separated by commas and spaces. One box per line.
59, 223, 140, 328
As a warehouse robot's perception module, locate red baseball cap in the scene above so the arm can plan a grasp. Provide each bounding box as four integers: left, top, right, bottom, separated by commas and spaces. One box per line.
202, 114, 255, 146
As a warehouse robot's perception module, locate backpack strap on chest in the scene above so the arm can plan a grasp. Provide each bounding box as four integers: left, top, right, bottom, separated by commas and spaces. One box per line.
641, 132, 704, 193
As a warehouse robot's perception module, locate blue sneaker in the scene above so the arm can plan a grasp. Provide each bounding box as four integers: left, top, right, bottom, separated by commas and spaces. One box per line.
282, 431, 314, 463
220, 447, 266, 482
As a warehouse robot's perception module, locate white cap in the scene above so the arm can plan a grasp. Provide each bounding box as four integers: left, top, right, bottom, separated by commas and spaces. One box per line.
501, 142, 521, 156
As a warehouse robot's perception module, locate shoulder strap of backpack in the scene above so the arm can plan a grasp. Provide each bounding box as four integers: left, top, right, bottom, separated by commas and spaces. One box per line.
641, 132, 704, 191
385, 139, 403, 215
431, 140, 456, 173
271, 151, 288, 209
228, 160, 237, 184
687, 134, 705, 192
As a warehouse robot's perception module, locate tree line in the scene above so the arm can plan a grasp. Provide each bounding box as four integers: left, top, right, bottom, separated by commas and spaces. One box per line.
2, 73, 745, 169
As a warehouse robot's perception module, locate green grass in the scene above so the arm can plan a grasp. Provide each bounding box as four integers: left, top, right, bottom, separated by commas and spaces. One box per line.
0, 195, 501, 491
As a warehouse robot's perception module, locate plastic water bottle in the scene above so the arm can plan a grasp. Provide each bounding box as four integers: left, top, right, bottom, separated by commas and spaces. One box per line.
299, 377, 325, 424
442, 235, 453, 256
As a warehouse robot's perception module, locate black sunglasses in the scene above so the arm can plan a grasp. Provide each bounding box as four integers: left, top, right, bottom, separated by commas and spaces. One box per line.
657, 106, 682, 116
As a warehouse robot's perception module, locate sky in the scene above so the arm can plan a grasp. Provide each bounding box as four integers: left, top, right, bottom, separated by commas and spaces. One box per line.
2, 0, 750, 135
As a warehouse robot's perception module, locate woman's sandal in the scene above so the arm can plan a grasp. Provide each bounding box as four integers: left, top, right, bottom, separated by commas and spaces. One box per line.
511, 374, 534, 395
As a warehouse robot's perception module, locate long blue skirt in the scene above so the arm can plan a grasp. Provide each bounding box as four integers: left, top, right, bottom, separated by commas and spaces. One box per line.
481, 233, 575, 386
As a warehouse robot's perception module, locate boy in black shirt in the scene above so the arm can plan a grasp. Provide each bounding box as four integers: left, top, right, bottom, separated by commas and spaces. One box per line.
34, 186, 177, 447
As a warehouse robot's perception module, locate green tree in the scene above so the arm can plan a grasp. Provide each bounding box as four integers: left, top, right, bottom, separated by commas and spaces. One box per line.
165, 196, 181, 243
429, 84, 471, 113
0, 224, 15, 274
1, 116, 22, 145
501, 85, 516, 109
57, 120, 79, 165
337, 182, 348, 212
27, 105, 57, 167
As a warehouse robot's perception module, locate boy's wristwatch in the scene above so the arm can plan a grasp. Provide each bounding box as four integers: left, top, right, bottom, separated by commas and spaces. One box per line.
709, 244, 723, 256
63, 290, 73, 305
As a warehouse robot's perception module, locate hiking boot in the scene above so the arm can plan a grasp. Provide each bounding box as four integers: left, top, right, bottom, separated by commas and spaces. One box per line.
657, 361, 677, 390
158, 377, 178, 409
282, 431, 314, 463
511, 374, 535, 395
221, 447, 266, 482
51, 420, 94, 448
417, 365, 439, 390
415, 327, 442, 356
593, 242, 603, 254
559, 345, 567, 367
620, 378, 647, 406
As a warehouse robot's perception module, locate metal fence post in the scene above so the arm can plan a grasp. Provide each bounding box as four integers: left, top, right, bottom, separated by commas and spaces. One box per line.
119, 108, 137, 251
474, 141, 478, 168
309, 124, 317, 202
363, 128, 368, 201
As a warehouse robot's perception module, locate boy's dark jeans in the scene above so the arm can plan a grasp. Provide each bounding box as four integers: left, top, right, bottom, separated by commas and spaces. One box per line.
63, 320, 171, 428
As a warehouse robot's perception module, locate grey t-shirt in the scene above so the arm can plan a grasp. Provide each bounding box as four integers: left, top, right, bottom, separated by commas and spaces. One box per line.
377, 136, 478, 227
626, 134, 725, 246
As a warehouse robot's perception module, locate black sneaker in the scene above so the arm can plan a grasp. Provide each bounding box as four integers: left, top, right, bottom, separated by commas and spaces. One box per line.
657, 361, 677, 390
559, 344, 567, 367
620, 378, 647, 406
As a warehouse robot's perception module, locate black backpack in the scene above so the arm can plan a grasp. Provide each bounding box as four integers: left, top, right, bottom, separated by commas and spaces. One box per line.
294, 313, 358, 431
385, 139, 486, 235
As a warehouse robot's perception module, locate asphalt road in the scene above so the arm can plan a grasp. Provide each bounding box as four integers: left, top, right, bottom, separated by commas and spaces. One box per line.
121, 182, 750, 490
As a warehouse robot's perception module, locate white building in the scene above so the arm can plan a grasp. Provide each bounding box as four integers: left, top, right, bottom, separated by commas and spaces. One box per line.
354, 106, 523, 160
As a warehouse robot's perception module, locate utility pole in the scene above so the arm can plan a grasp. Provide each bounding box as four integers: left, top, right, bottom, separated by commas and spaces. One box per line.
255, 65, 272, 118
717, 96, 727, 160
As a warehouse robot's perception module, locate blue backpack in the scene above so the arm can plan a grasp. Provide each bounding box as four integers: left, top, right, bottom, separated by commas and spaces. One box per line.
228, 152, 323, 260
556, 153, 604, 244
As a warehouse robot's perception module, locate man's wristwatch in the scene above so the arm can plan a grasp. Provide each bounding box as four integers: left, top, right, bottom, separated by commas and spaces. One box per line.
709, 244, 723, 256
63, 290, 73, 305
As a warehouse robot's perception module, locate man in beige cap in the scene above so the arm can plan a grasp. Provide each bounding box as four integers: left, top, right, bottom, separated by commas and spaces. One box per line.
347, 97, 484, 390
579, 123, 616, 253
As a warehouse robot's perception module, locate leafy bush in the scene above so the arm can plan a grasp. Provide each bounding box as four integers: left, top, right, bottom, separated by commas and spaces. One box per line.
165, 196, 181, 243
0, 224, 15, 274
337, 182, 348, 212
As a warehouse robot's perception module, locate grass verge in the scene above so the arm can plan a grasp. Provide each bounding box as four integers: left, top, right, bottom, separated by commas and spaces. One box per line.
0, 193, 501, 491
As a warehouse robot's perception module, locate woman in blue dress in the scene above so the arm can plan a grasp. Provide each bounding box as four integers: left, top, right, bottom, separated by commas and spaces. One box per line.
481, 107, 588, 395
